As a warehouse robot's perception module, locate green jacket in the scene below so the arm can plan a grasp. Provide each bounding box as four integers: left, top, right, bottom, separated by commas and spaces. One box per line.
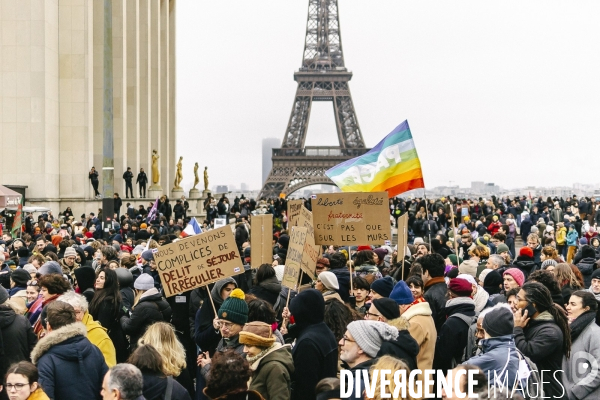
249, 344, 294, 400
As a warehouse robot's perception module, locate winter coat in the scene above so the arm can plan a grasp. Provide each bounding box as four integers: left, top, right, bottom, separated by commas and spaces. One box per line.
514, 256, 537, 279
120, 288, 172, 347
141, 372, 192, 400
248, 344, 294, 400
401, 301, 437, 372
81, 311, 117, 368
562, 313, 600, 400
31, 322, 108, 400
567, 230, 579, 246
343, 358, 376, 400
9, 287, 28, 314
520, 218, 533, 241
576, 257, 597, 288
377, 326, 419, 371
465, 335, 520, 390
423, 277, 448, 332
0, 304, 37, 378
513, 311, 564, 398
234, 224, 249, 250
330, 268, 350, 302
433, 298, 476, 372
194, 278, 237, 355
249, 276, 281, 307
556, 227, 567, 245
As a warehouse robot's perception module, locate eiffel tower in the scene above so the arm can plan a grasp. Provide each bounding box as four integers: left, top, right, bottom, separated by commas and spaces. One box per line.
259, 0, 369, 198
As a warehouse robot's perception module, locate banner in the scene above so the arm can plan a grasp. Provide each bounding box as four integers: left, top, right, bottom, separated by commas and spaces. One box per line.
292, 207, 319, 277
251, 214, 273, 267
11, 198, 22, 238
281, 226, 306, 290
155, 226, 243, 297
287, 200, 303, 227
312, 192, 391, 245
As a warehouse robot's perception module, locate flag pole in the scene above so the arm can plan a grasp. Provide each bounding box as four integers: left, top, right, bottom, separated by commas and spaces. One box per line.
423, 192, 433, 245
449, 203, 459, 257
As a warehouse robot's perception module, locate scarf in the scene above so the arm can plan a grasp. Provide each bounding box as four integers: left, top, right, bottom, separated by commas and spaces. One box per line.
424, 276, 446, 290
246, 343, 277, 365
570, 310, 596, 341
587, 286, 600, 302
403, 296, 426, 312
473, 286, 490, 313
445, 296, 475, 308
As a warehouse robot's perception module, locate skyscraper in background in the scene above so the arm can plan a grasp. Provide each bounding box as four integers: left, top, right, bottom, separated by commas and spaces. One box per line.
262, 138, 280, 185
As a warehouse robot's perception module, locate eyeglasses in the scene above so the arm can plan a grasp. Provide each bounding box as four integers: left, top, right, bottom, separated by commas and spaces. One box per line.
219, 321, 235, 330
341, 335, 356, 344
27, 280, 39, 286
364, 311, 382, 318
6, 383, 29, 390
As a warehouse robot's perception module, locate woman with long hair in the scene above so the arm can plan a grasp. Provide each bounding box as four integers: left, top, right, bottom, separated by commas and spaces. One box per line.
554, 263, 583, 306
128, 344, 191, 400
562, 291, 600, 399
248, 264, 281, 307
514, 282, 571, 398
138, 322, 194, 397
3, 361, 49, 400
27, 274, 70, 338
89, 268, 129, 362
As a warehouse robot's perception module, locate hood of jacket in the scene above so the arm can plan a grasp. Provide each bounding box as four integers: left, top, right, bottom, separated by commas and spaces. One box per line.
401, 301, 433, 320
577, 258, 596, 275
481, 334, 515, 353
380, 329, 420, 359
250, 343, 294, 373
210, 277, 237, 307
31, 322, 89, 363
0, 304, 17, 328
289, 289, 324, 326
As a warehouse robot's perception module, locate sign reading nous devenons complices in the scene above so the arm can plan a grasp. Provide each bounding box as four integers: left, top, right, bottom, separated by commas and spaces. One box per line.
154, 226, 243, 297
312, 192, 391, 245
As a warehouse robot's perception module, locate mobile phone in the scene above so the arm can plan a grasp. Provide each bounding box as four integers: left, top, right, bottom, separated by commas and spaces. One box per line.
521, 303, 536, 318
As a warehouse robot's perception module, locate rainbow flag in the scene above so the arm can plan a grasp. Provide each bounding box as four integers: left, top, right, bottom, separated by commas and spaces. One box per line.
325, 120, 425, 197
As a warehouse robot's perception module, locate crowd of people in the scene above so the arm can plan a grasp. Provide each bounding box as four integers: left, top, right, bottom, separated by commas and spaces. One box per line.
0, 194, 599, 399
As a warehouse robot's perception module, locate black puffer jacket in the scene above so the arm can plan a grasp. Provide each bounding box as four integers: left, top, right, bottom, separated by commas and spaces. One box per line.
0, 304, 37, 378
120, 288, 172, 347
249, 276, 281, 306
141, 371, 192, 400
576, 257, 597, 288
377, 329, 419, 370
514, 256, 537, 279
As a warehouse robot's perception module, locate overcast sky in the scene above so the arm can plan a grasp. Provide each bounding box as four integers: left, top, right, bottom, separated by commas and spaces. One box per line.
176, 1, 600, 193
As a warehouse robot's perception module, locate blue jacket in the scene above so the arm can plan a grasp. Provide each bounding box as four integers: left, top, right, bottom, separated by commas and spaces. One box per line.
31, 322, 108, 400
465, 335, 520, 391
567, 230, 579, 246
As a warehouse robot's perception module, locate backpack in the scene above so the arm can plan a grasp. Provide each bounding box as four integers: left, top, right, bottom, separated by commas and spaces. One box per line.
448, 313, 478, 367
511, 349, 544, 400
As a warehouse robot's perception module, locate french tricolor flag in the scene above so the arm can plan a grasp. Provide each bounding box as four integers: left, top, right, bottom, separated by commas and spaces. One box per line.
181, 218, 202, 238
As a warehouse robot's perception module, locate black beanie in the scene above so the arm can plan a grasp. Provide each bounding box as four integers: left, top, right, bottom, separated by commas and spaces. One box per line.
372, 298, 400, 320
482, 306, 514, 337
289, 289, 324, 326
591, 269, 600, 281
483, 270, 503, 296
11, 269, 30, 287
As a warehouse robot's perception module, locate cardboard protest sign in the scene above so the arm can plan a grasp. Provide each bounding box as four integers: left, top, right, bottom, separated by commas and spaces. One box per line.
281, 226, 306, 290
155, 226, 243, 297
251, 214, 273, 268
287, 200, 303, 227
396, 213, 409, 264
214, 218, 226, 229
293, 207, 319, 277
312, 192, 390, 245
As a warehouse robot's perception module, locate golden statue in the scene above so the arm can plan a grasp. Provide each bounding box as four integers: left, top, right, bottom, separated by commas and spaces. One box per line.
173, 156, 183, 189
151, 150, 160, 185
204, 166, 209, 191
193, 162, 200, 190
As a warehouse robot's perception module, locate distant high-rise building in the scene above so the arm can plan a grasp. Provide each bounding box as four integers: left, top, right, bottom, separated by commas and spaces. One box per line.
240, 182, 249, 191
262, 138, 281, 185
216, 185, 228, 193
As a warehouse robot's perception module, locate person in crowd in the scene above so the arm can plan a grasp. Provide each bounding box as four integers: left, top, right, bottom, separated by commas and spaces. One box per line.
74, 266, 96, 303
198, 288, 249, 381
483, 270, 504, 303
352, 250, 382, 279
420, 253, 447, 331
25, 280, 40, 308
315, 258, 330, 276
339, 320, 398, 399
513, 247, 537, 279
391, 280, 436, 373
285, 289, 337, 400
587, 269, 600, 325
433, 277, 476, 371
554, 263, 583, 306
3, 361, 49, 400
367, 356, 416, 400
90, 268, 129, 362
562, 291, 600, 399
202, 350, 263, 400
248, 264, 281, 307
128, 344, 191, 400
503, 268, 524, 294
246, 298, 286, 345
352, 276, 370, 315
369, 276, 394, 300
100, 363, 144, 400
31, 301, 108, 400
56, 291, 116, 368
566, 225, 579, 263
575, 245, 597, 288
527, 269, 565, 308
139, 322, 194, 397
120, 273, 172, 347
239, 321, 294, 400
368, 297, 419, 370
314, 271, 343, 303
405, 275, 424, 301
28, 273, 71, 337
513, 281, 570, 398
328, 253, 350, 302
8, 269, 30, 314
464, 304, 520, 390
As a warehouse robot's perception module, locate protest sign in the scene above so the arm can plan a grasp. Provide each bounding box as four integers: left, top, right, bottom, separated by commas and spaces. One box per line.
287, 200, 303, 227
251, 214, 273, 268
214, 218, 226, 229
155, 226, 243, 297
312, 192, 390, 245
281, 226, 306, 289
293, 207, 319, 277
396, 213, 408, 265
